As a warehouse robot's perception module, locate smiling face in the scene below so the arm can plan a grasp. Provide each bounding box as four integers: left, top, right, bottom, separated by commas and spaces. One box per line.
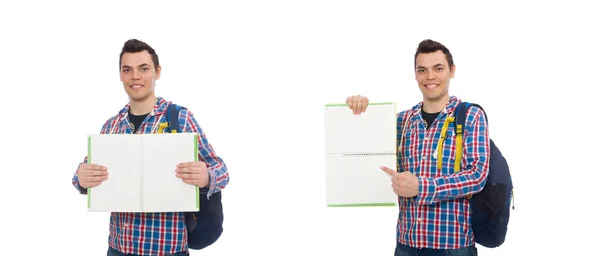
415, 50, 455, 103
119, 50, 161, 103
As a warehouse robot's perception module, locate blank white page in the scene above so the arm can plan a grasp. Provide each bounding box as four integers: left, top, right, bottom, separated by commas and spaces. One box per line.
324, 102, 398, 207
87, 134, 143, 212
141, 133, 199, 212
324, 103, 397, 154
325, 155, 398, 206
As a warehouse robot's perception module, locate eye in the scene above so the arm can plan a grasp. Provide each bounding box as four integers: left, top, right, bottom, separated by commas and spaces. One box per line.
142, 67, 149, 71
436, 67, 444, 71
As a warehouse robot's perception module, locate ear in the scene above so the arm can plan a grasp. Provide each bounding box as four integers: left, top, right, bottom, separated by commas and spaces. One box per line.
155, 65, 161, 80
449, 65, 456, 78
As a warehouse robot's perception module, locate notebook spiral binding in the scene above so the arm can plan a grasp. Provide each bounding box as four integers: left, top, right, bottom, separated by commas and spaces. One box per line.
326, 152, 396, 157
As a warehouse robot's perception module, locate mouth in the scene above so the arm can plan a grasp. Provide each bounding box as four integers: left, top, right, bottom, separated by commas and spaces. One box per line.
424, 83, 439, 90
130, 84, 144, 89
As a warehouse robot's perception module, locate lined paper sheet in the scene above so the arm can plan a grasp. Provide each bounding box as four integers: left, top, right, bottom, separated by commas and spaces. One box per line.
324, 102, 398, 207
87, 133, 199, 212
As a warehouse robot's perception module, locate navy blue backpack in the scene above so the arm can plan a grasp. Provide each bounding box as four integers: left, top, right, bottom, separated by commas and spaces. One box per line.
454, 102, 514, 248
163, 103, 224, 250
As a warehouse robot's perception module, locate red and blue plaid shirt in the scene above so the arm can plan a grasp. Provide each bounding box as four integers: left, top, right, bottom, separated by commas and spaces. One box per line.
71, 97, 229, 255
396, 96, 490, 249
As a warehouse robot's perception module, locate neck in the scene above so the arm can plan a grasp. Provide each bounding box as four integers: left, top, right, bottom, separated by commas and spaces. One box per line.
422, 94, 450, 113
129, 95, 157, 115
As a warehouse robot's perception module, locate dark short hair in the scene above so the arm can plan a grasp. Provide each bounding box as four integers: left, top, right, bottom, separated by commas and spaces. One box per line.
119, 39, 160, 70
414, 39, 454, 69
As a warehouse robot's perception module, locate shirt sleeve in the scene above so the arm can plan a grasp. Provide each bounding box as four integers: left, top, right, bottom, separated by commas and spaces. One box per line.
416, 106, 490, 205
72, 158, 90, 194
180, 109, 230, 200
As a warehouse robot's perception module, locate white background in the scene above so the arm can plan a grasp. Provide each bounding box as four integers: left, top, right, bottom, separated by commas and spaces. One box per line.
1, 0, 598, 255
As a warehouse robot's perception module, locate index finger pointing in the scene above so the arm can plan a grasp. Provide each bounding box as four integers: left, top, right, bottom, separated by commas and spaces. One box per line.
380, 165, 398, 177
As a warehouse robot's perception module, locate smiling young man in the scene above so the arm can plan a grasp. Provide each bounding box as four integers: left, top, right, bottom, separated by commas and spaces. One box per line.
346, 39, 490, 256
71, 39, 229, 255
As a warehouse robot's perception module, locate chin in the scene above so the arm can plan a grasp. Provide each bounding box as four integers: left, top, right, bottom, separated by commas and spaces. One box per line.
127, 93, 149, 101
420, 89, 439, 98
425, 93, 448, 102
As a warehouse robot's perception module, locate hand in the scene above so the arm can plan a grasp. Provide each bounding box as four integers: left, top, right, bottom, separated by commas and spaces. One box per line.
176, 161, 209, 187
77, 163, 109, 188
346, 95, 369, 115
380, 165, 419, 197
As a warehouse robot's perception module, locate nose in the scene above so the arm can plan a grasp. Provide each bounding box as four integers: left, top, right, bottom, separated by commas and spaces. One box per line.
427, 71, 435, 80
132, 70, 142, 80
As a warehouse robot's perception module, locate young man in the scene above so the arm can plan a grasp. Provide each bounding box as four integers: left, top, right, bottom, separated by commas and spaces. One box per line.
346, 39, 489, 256
71, 39, 229, 256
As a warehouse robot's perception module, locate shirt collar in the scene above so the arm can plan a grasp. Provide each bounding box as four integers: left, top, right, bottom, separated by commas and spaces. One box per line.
409, 95, 461, 119
115, 96, 169, 123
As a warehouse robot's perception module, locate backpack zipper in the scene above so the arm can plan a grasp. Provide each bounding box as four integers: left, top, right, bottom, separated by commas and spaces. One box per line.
511, 189, 515, 210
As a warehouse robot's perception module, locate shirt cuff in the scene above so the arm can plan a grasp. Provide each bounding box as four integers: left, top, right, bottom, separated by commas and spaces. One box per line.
416, 177, 436, 205
206, 168, 216, 199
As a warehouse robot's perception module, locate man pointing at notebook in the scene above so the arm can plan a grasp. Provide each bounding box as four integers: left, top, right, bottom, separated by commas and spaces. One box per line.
71, 39, 229, 255
345, 39, 490, 256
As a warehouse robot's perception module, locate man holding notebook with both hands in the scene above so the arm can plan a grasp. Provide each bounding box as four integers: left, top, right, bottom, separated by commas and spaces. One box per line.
71, 39, 229, 256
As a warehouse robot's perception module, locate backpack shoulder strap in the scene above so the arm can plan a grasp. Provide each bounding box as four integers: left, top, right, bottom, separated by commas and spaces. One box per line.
165, 103, 186, 133
453, 102, 471, 173
457, 102, 488, 122
453, 101, 489, 172
454, 102, 470, 129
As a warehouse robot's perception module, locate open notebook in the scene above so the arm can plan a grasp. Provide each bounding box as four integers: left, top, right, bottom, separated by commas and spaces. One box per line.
324, 102, 398, 207
86, 133, 200, 212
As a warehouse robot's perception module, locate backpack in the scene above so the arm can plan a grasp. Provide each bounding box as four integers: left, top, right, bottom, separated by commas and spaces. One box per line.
161, 103, 224, 250
452, 102, 514, 248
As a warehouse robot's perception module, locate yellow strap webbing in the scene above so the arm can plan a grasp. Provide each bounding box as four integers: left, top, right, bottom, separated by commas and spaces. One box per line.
437, 117, 453, 170
157, 122, 168, 133
437, 112, 471, 200
454, 123, 463, 173
436, 116, 463, 173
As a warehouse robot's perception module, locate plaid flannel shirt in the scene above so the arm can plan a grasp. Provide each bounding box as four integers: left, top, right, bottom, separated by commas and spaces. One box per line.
396, 96, 490, 249
71, 97, 229, 255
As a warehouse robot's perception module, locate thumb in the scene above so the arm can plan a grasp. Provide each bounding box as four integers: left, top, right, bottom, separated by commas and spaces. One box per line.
380, 165, 398, 177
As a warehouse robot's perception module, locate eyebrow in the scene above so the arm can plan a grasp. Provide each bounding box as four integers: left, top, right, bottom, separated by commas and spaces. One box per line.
416, 63, 445, 69
121, 63, 151, 69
